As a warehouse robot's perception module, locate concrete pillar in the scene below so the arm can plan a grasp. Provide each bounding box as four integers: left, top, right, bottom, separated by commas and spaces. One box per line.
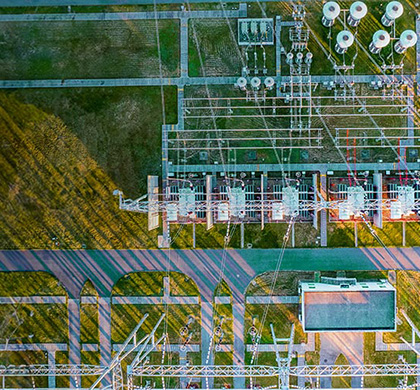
403, 220, 406, 246
354, 221, 358, 247
291, 223, 295, 247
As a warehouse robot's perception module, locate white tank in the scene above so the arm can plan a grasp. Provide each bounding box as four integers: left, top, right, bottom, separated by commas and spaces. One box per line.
395, 30, 418, 53
305, 52, 313, 64
264, 77, 275, 89
296, 52, 304, 64
286, 52, 294, 65
250, 77, 261, 90
271, 202, 284, 221
347, 1, 367, 26
236, 77, 247, 90
167, 203, 178, 222
381, 1, 403, 27
335, 30, 354, 54
322, 1, 340, 27
217, 202, 229, 221
369, 30, 391, 54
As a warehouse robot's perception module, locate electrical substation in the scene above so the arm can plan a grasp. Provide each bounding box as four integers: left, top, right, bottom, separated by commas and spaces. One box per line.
1, 1, 420, 390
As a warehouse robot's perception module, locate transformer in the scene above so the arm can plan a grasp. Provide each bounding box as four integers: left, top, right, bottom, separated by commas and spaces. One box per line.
322, 1, 340, 27
369, 30, 391, 54
381, 1, 403, 27
347, 1, 367, 27
335, 30, 354, 54
394, 30, 418, 54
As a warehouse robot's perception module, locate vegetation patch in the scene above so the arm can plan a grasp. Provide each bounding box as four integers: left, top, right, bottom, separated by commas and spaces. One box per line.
0, 272, 66, 296
0, 19, 179, 79
0, 88, 176, 249
0, 303, 68, 343
111, 303, 201, 344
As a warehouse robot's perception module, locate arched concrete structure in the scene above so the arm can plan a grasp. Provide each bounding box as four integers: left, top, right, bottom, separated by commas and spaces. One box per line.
1, 248, 420, 300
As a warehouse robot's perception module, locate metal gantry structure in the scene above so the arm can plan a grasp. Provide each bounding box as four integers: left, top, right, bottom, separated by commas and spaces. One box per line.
116, 184, 420, 220
1, 315, 420, 389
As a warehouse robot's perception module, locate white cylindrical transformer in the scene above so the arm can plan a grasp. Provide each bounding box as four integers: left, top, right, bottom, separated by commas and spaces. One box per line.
264, 77, 275, 90
322, 1, 340, 27
369, 30, 391, 54
381, 1, 403, 27
286, 52, 294, 65
394, 29, 418, 53
236, 77, 247, 90
305, 52, 313, 64
347, 1, 368, 26
296, 52, 304, 64
335, 30, 354, 54
250, 77, 261, 90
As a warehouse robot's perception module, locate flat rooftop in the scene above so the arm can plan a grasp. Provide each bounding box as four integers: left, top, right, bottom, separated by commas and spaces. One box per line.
300, 280, 396, 332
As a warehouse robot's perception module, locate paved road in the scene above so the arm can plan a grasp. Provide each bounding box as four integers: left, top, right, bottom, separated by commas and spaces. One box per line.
0, 76, 239, 89
0, 8, 246, 20
1, 248, 420, 300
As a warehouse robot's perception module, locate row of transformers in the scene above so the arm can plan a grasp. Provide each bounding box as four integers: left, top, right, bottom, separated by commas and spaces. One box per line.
322, 1, 417, 55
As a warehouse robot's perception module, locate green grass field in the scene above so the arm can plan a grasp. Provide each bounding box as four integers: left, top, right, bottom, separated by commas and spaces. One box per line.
189, 18, 243, 77
0, 88, 176, 249
0, 19, 179, 79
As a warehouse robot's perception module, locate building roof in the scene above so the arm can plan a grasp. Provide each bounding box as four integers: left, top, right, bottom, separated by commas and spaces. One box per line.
300, 280, 396, 332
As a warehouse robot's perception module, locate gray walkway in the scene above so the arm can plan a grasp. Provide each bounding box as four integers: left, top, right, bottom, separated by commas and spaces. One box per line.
68, 299, 81, 388
98, 297, 112, 387
180, 19, 189, 78
0, 296, 66, 304
0, 76, 238, 89
0, 343, 67, 351
0, 7, 246, 21
246, 296, 299, 304
319, 333, 364, 388
200, 302, 213, 388
112, 296, 199, 304
275, 16, 281, 79
1, 74, 414, 90
232, 302, 245, 389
